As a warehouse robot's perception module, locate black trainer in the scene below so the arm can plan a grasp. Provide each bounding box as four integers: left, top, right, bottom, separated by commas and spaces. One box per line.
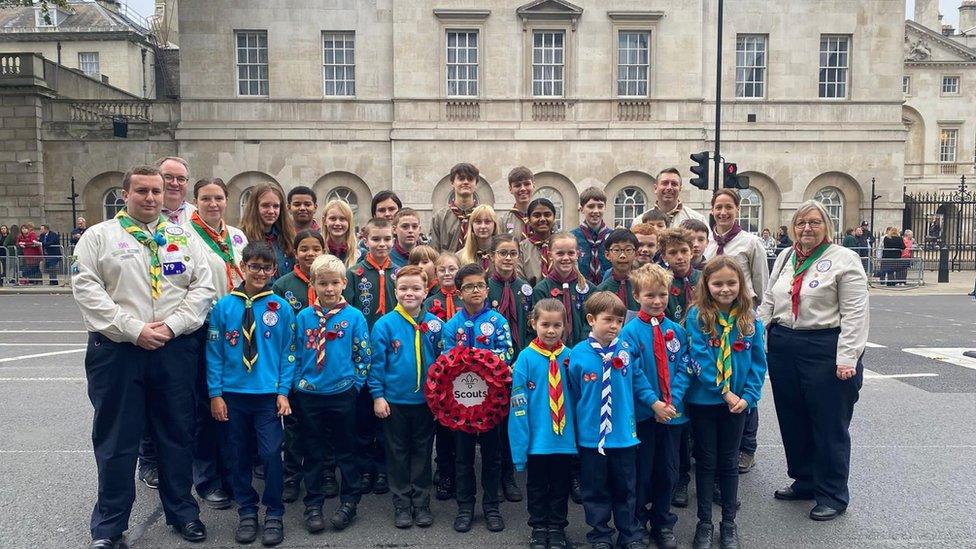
692, 521, 713, 549
235, 516, 258, 544
652, 526, 678, 549
394, 507, 413, 529
484, 506, 505, 532
373, 473, 390, 495
529, 527, 547, 549
261, 517, 283, 547
453, 507, 473, 532
330, 502, 357, 530
303, 507, 325, 534
413, 506, 433, 527
547, 527, 568, 549
719, 520, 740, 549
138, 467, 159, 490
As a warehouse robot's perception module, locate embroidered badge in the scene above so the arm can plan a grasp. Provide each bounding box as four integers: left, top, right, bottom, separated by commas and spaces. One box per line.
225, 330, 240, 346
583, 372, 598, 382
232, 234, 244, 245
391, 339, 402, 353
527, 381, 536, 390
816, 259, 832, 272
164, 226, 184, 236
262, 311, 279, 327
511, 394, 527, 408
480, 322, 495, 336
809, 280, 820, 288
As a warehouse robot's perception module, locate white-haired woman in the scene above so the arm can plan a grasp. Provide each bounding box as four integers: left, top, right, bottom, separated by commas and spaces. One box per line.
757, 200, 868, 521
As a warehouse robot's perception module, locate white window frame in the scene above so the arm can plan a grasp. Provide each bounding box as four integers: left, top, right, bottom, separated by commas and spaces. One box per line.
813, 187, 844, 235
103, 187, 125, 221
819, 35, 850, 100
737, 188, 763, 234
941, 75, 960, 96
735, 34, 767, 99
903, 75, 911, 95
326, 187, 359, 219
235, 30, 269, 97
613, 187, 648, 228
323, 31, 356, 97
446, 30, 479, 98
78, 52, 100, 77
617, 30, 650, 97
532, 30, 565, 97
534, 186, 564, 231
939, 128, 959, 163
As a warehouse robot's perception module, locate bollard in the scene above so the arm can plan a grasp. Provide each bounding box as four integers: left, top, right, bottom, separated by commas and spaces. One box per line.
937, 246, 949, 283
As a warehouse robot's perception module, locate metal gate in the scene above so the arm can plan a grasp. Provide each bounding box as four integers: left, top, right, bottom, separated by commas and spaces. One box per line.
903, 176, 976, 271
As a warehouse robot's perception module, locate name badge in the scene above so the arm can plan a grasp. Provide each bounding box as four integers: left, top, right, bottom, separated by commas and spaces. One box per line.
163, 262, 186, 276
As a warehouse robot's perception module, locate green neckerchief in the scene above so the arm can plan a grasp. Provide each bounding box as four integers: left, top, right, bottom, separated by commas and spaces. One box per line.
116, 210, 168, 299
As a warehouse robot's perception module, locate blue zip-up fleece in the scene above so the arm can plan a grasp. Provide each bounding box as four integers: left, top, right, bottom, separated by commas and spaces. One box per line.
207, 292, 296, 398
684, 306, 767, 408
293, 304, 371, 395
440, 306, 514, 364
508, 344, 578, 471
368, 308, 445, 404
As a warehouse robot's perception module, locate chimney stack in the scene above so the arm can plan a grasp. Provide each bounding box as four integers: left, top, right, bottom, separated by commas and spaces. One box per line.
961, 1, 976, 35
914, 0, 941, 31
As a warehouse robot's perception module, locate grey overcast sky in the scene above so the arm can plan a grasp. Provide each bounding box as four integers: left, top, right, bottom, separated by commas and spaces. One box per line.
123, 0, 965, 28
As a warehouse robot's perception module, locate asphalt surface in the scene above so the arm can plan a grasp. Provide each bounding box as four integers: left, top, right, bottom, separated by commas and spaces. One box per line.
0, 294, 973, 549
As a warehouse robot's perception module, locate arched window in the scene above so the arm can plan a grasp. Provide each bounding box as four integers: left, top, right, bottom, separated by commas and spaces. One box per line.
813, 186, 843, 235
613, 187, 647, 228
239, 187, 253, 219
737, 188, 763, 234
533, 186, 564, 231
102, 187, 125, 220
326, 186, 359, 219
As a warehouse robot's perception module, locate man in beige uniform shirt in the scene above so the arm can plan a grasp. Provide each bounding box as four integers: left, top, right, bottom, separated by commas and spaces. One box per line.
74, 166, 215, 549
632, 168, 709, 228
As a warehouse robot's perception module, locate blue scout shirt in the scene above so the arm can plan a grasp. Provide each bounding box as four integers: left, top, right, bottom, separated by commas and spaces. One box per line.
206, 291, 296, 398
571, 224, 612, 284
618, 314, 692, 424
294, 304, 371, 395
684, 307, 767, 408
508, 343, 577, 471
440, 305, 514, 365
567, 336, 656, 450
368, 308, 445, 405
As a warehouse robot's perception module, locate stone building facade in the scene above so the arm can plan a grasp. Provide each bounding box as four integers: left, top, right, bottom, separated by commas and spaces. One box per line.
2, 0, 913, 237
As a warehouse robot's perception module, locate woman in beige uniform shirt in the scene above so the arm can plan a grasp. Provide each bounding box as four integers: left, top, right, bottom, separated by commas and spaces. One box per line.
758, 200, 868, 522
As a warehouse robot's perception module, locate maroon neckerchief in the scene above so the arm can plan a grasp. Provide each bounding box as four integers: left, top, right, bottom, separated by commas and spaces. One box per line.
476, 249, 491, 271
393, 242, 411, 260
579, 223, 611, 285
327, 239, 348, 260
673, 267, 695, 309
546, 269, 578, 343
712, 223, 743, 256
491, 270, 521, 349
527, 232, 552, 279
448, 200, 474, 250
510, 208, 529, 240
611, 270, 630, 305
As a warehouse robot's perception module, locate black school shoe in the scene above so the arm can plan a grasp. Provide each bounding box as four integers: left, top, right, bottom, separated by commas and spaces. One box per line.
373, 473, 390, 495
809, 504, 846, 521
394, 507, 413, 529
547, 527, 568, 549
88, 536, 128, 549
138, 467, 159, 490
652, 526, 678, 549
436, 476, 456, 500
671, 483, 689, 508
692, 521, 713, 549
330, 502, 357, 530
282, 481, 300, 503
719, 520, 739, 549
501, 473, 523, 502
413, 506, 433, 527
453, 507, 474, 532
774, 485, 815, 501
569, 476, 582, 504
262, 517, 284, 546
173, 519, 207, 543
359, 472, 374, 494
323, 474, 340, 498
529, 527, 548, 549
484, 506, 505, 532
235, 516, 258, 544
303, 507, 326, 533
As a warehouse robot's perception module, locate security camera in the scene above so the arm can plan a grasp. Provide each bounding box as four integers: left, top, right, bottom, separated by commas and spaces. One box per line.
18, 158, 33, 167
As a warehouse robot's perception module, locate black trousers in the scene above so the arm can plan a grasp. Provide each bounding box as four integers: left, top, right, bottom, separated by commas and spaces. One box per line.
455, 426, 501, 509
739, 408, 759, 455
579, 446, 640, 546
677, 424, 692, 487
498, 420, 516, 479
636, 419, 681, 529
293, 388, 363, 508
382, 403, 435, 509
688, 403, 746, 523
220, 393, 284, 518
355, 388, 386, 476
138, 327, 224, 495
526, 454, 571, 530
283, 390, 336, 484
85, 332, 200, 539
434, 424, 455, 481
767, 324, 862, 510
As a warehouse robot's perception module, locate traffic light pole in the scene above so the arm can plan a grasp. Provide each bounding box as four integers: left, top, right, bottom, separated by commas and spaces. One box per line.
713, 0, 724, 191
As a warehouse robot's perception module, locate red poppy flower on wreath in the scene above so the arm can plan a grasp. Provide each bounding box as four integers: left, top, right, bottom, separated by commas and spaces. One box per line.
424, 346, 512, 434
670, 286, 681, 296
664, 329, 675, 341
325, 330, 338, 341
419, 322, 429, 333
611, 357, 624, 369
267, 301, 280, 312
732, 340, 746, 352
550, 288, 562, 298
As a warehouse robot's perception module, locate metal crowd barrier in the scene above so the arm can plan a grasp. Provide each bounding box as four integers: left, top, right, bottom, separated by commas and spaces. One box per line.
0, 246, 72, 287
867, 248, 925, 290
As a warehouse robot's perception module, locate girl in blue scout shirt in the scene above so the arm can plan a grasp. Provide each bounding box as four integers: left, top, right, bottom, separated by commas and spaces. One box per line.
617, 264, 691, 549
207, 242, 296, 547
566, 291, 657, 549
440, 263, 514, 534
508, 298, 576, 549
293, 254, 371, 534
368, 265, 445, 529
532, 232, 592, 347
684, 256, 766, 549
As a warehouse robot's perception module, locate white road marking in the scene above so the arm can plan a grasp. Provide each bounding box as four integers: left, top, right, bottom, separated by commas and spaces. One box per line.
0, 330, 88, 334
0, 377, 85, 381
864, 342, 886, 348
902, 348, 976, 371
0, 320, 82, 324
0, 450, 89, 454
0, 349, 86, 363
863, 373, 938, 379
0, 343, 86, 347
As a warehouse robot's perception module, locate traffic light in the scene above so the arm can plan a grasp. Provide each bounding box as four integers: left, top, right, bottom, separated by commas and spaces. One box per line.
689, 151, 709, 190
722, 162, 750, 189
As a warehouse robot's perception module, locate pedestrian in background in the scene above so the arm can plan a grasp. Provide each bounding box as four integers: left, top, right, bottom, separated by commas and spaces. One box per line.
15, 224, 41, 284
38, 224, 61, 286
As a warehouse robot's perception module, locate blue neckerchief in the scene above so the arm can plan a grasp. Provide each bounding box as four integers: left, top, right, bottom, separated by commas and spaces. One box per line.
461, 304, 492, 348
587, 336, 619, 360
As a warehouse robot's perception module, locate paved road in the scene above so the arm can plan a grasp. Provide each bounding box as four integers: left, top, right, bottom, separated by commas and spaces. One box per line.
0, 295, 974, 548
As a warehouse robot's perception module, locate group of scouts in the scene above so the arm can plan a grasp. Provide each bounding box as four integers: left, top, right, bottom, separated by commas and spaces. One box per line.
75, 158, 868, 549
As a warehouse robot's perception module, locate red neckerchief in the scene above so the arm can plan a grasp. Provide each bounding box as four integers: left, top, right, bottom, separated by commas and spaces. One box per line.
491, 270, 520, 348
579, 223, 610, 284
365, 253, 391, 314
546, 270, 577, 343
712, 223, 743, 256
638, 311, 671, 405
790, 240, 830, 319
448, 200, 475, 250
291, 265, 317, 308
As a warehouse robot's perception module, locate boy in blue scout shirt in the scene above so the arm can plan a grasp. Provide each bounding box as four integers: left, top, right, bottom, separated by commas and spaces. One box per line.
368, 265, 445, 529
207, 242, 296, 547
293, 254, 371, 534
684, 257, 767, 549
440, 263, 514, 534
617, 264, 692, 549
344, 217, 397, 495
566, 291, 657, 549
508, 298, 577, 549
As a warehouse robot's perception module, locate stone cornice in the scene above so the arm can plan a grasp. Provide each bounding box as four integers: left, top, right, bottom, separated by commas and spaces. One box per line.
606, 11, 665, 22
432, 9, 491, 21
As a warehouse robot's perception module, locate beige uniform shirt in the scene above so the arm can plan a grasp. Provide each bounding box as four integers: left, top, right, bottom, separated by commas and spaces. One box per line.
499, 209, 528, 242
429, 202, 476, 253
704, 231, 770, 302
518, 238, 546, 286
162, 201, 197, 225
72, 218, 216, 344
182, 221, 248, 298
631, 202, 708, 228
757, 244, 869, 367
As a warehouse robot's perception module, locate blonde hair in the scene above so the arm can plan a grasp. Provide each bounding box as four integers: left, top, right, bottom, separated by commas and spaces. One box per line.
459, 204, 500, 266
693, 256, 756, 338
549, 232, 588, 292
311, 254, 347, 280
629, 263, 673, 295
788, 200, 835, 242
408, 244, 439, 265
241, 184, 295, 259
435, 251, 460, 269
321, 199, 358, 268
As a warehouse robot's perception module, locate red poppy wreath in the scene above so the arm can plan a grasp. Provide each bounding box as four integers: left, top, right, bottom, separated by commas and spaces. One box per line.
424, 346, 512, 434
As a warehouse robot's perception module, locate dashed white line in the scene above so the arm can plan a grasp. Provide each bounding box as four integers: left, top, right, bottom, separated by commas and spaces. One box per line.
0, 330, 88, 334
0, 349, 86, 363
902, 348, 976, 371
864, 342, 886, 348
863, 373, 938, 379
0, 377, 85, 381
0, 343, 86, 347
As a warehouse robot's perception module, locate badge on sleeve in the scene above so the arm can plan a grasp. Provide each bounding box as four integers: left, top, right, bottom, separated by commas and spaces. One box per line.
263, 310, 279, 327
666, 338, 681, 353
816, 259, 832, 272
808, 280, 820, 288
427, 319, 442, 333
520, 283, 532, 297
